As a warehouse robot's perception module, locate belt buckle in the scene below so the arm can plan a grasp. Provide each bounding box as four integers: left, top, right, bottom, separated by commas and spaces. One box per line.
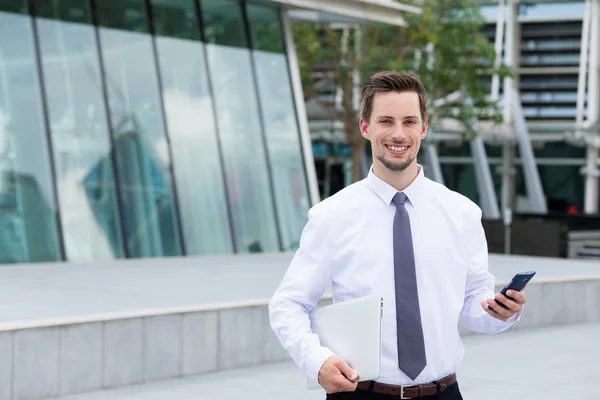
400, 386, 411, 399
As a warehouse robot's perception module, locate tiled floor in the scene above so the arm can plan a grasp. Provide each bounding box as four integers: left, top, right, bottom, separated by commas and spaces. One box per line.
60, 322, 600, 400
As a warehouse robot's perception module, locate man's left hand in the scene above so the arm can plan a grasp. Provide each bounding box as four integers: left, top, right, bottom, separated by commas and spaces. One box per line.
480, 290, 526, 321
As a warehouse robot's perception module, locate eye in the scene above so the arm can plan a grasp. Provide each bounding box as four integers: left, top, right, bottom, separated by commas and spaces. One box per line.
379, 119, 392, 124
405, 120, 417, 124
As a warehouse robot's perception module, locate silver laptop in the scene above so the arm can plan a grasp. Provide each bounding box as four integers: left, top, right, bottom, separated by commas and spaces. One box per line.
307, 294, 383, 390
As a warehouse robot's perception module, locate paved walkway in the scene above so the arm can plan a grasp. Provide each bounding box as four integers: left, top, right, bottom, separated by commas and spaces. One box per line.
3, 253, 599, 327
60, 322, 600, 400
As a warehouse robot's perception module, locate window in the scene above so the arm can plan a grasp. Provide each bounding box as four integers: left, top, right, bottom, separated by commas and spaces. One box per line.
150, 0, 233, 255
520, 2, 585, 18
96, 0, 182, 257
34, 0, 125, 261
200, 0, 279, 253
0, 2, 62, 263
246, 3, 309, 251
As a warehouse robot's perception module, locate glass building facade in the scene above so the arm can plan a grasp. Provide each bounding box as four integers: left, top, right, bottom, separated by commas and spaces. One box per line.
0, 0, 310, 264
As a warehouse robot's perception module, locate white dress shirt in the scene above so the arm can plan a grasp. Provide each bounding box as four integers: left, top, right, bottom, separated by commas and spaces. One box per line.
269, 165, 522, 386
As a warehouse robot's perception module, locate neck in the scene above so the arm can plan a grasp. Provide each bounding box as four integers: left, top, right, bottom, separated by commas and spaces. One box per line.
372, 160, 419, 192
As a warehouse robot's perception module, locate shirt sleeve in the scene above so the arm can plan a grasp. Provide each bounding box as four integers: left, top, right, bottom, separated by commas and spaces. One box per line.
268, 206, 335, 384
459, 204, 524, 334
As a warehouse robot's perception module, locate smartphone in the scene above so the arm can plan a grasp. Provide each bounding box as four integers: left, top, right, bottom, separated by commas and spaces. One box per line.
488, 271, 536, 311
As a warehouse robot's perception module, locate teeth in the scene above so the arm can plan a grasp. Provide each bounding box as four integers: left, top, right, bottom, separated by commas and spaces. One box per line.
389, 145, 407, 151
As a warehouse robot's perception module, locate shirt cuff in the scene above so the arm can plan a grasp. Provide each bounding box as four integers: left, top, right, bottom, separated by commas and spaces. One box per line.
306, 346, 336, 384
490, 304, 525, 332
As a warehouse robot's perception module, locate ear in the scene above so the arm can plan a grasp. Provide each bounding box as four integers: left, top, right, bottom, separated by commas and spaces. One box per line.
421, 120, 428, 140
359, 118, 370, 139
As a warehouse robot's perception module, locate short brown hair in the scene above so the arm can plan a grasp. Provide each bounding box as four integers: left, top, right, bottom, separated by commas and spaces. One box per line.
360, 71, 428, 123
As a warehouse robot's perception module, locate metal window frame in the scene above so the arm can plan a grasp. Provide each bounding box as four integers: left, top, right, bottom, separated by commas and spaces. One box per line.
89, 0, 135, 259
278, 7, 320, 208
195, 0, 239, 253
281, 7, 321, 206
143, 0, 187, 256
241, 0, 285, 252
27, 0, 69, 262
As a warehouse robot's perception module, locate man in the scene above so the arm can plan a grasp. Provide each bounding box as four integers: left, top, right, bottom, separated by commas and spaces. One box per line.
269, 71, 526, 399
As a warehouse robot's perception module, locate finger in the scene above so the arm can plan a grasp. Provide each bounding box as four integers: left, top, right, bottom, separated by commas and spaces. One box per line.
335, 359, 359, 382
495, 293, 520, 312
336, 377, 358, 392
506, 290, 527, 305
485, 299, 510, 320
481, 300, 505, 320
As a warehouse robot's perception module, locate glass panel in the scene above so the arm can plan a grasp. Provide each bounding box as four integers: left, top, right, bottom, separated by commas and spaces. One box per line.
522, 39, 581, 51
523, 107, 577, 118
246, 3, 309, 251
200, 0, 279, 253
246, 3, 283, 53
521, 91, 578, 103
95, 0, 148, 32
97, 0, 182, 258
150, 0, 233, 255
0, 0, 27, 13
201, 0, 245, 48
479, 4, 499, 22
533, 141, 586, 159
521, 54, 580, 66
441, 164, 479, 204
520, 1, 585, 18
539, 165, 583, 212
34, 0, 125, 261
0, 4, 61, 263
150, 0, 198, 40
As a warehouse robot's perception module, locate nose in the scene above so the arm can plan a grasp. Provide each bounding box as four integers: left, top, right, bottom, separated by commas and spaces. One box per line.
389, 127, 408, 142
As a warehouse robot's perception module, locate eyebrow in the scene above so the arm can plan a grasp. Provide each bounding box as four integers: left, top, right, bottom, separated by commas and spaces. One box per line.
376, 115, 419, 120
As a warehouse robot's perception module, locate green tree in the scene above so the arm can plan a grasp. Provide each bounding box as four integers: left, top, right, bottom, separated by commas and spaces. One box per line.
294, 0, 510, 183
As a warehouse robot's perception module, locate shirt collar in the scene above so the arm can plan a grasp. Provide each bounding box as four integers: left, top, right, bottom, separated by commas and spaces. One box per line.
366, 164, 426, 207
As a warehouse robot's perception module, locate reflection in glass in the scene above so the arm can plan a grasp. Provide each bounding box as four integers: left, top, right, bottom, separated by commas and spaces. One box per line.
246, 4, 309, 250
521, 53, 579, 66
479, 5, 499, 21
97, 0, 182, 258
519, 1, 585, 18
150, 0, 233, 254
539, 166, 583, 211
201, 0, 279, 253
35, 0, 124, 261
0, 6, 61, 263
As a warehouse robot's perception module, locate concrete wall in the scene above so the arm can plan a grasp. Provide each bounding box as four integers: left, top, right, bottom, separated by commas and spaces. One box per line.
0, 277, 598, 400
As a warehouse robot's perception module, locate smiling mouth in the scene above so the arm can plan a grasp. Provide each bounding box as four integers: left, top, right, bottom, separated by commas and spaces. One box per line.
385, 144, 410, 153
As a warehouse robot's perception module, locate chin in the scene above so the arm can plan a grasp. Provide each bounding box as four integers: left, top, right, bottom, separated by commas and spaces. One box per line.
378, 155, 415, 172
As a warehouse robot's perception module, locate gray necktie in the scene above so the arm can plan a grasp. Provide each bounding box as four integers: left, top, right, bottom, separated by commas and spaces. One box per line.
392, 192, 427, 380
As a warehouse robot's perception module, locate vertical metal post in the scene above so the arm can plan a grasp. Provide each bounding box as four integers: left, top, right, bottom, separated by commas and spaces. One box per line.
503, 0, 519, 122
501, 0, 518, 214
27, 0, 67, 261
501, 143, 516, 212
194, 0, 238, 253
510, 88, 548, 214
491, 0, 506, 103
241, 2, 284, 252
470, 135, 501, 219
424, 138, 444, 185
584, 0, 600, 214
144, 0, 186, 256
281, 8, 321, 206
577, 0, 592, 128
89, 0, 130, 258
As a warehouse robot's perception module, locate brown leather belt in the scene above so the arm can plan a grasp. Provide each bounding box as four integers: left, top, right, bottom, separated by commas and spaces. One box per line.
356, 373, 456, 398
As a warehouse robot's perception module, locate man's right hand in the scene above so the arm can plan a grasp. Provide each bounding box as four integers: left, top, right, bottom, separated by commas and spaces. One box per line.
317, 355, 359, 394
